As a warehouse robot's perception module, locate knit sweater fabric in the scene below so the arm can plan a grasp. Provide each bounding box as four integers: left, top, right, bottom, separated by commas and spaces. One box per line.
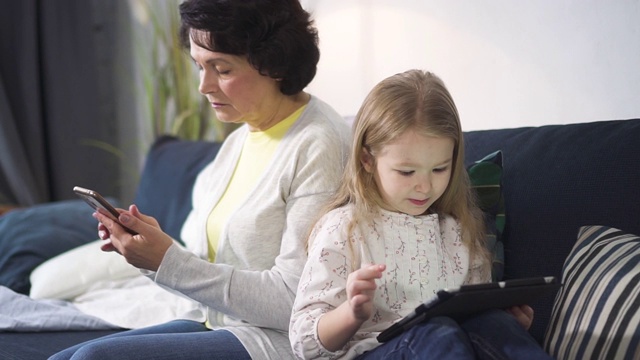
150, 96, 351, 359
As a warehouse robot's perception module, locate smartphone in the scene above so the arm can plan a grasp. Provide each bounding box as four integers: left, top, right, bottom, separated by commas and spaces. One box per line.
73, 186, 137, 235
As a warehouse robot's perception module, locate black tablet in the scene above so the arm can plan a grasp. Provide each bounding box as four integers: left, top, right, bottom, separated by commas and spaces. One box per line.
377, 276, 561, 343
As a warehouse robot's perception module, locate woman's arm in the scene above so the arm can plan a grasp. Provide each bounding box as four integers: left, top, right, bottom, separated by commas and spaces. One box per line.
156, 115, 350, 330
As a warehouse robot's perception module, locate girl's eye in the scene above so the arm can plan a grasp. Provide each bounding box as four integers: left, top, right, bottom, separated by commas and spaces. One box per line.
397, 170, 414, 176
433, 167, 449, 173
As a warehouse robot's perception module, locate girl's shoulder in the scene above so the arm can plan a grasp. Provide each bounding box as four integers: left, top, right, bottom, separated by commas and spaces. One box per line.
307, 205, 356, 252
314, 204, 356, 230
438, 213, 461, 228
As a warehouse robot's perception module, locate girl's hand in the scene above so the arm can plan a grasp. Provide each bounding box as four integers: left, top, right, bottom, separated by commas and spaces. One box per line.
93, 204, 173, 271
346, 264, 386, 321
317, 263, 386, 352
505, 304, 534, 330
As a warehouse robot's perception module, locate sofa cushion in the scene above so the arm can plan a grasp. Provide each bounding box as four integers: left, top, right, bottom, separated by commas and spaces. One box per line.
0, 199, 119, 295
463, 118, 640, 342
543, 226, 640, 359
0, 329, 123, 359
29, 240, 139, 300
132, 136, 221, 241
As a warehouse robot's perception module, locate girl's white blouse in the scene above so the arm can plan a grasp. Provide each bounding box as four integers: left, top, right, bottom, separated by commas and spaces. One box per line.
290, 205, 490, 359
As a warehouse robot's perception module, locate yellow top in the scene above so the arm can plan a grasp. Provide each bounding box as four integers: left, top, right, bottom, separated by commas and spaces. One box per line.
206, 106, 306, 262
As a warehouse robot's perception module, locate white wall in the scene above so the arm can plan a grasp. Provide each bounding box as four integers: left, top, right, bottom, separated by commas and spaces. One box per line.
301, 0, 640, 130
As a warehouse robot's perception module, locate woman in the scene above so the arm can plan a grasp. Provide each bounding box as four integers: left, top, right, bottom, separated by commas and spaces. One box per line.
50, 0, 350, 359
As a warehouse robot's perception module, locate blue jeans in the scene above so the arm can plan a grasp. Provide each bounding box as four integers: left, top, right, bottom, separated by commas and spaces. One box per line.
48, 320, 251, 360
356, 310, 553, 360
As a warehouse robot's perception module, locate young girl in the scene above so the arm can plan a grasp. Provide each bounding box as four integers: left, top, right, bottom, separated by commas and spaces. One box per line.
289, 70, 552, 359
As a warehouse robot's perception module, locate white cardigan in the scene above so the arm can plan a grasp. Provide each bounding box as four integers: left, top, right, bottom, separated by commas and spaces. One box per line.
152, 96, 351, 359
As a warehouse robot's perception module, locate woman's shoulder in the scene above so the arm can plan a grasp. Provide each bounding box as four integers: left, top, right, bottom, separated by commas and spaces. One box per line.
305, 96, 344, 123
291, 96, 351, 144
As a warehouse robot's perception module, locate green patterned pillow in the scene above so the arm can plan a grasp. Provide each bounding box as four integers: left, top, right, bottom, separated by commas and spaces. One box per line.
468, 150, 505, 281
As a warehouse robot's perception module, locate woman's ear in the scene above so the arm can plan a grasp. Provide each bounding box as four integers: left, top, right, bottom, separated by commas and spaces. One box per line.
360, 147, 374, 173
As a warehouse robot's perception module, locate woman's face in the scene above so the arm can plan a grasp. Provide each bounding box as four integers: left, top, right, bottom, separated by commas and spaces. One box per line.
190, 37, 284, 131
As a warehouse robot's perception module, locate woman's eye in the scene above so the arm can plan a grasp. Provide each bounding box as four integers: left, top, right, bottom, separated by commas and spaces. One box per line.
217, 69, 231, 75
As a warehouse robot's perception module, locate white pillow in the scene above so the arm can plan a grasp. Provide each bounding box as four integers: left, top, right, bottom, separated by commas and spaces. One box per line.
30, 240, 140, 300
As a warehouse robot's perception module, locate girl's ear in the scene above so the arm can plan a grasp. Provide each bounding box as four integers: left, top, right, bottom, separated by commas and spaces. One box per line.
360, 147, 374, 173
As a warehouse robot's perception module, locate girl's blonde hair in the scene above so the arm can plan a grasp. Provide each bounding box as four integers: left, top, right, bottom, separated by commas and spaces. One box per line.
314, 69, 489, 269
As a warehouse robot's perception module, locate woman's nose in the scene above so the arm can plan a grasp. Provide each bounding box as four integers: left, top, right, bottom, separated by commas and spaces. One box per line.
198, 70, 219, 95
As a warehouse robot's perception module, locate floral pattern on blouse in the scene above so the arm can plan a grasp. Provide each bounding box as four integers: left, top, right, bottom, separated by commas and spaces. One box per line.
289, 205, 489, 359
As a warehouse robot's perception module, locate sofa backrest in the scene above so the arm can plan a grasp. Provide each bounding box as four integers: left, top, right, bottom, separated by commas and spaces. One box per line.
463, 118, 640, 342
133, 135, 221, 241
61, 121, 639, 343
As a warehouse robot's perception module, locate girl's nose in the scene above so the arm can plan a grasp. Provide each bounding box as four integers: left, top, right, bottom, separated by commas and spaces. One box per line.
415, 175, 431, 193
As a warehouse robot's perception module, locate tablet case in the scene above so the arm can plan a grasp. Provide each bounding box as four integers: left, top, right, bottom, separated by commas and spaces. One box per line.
377, 276, 561, 342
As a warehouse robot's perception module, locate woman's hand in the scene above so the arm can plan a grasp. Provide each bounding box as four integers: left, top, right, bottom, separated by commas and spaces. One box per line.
93, 204, 173, 271
505, 304, 534, 330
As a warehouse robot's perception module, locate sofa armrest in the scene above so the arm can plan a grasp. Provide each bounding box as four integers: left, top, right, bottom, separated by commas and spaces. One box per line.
0, 136, 221, 295
0, 198, 119, 294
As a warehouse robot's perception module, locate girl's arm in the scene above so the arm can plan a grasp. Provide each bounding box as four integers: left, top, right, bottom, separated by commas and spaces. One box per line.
317, 264, 386, 351
290, 208, 369, 359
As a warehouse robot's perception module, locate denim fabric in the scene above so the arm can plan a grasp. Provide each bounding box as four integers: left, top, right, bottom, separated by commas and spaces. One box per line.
357, 311, 552, 360
356, 317, 476, 359
463, 310, 552, 360
48, 320, 250, 360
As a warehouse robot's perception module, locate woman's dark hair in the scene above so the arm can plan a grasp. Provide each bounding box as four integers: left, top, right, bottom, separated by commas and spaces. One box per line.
179, 0, 319, 95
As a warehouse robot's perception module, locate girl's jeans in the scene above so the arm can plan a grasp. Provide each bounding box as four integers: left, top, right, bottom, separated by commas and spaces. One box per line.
356, 310, 553, 360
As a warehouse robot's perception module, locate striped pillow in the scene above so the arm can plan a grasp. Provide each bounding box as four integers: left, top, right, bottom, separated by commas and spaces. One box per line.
543, 226, 640, 359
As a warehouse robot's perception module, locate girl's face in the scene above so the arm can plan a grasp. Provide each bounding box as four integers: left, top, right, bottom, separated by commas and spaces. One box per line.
361, 130, 454, 216
190, 37, 284, 131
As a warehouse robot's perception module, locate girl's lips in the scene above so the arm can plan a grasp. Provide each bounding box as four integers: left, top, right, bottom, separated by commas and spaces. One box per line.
409, 198, 428, 206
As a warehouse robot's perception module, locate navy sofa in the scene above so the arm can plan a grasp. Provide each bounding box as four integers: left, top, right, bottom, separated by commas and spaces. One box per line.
1, 119, 639, 359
